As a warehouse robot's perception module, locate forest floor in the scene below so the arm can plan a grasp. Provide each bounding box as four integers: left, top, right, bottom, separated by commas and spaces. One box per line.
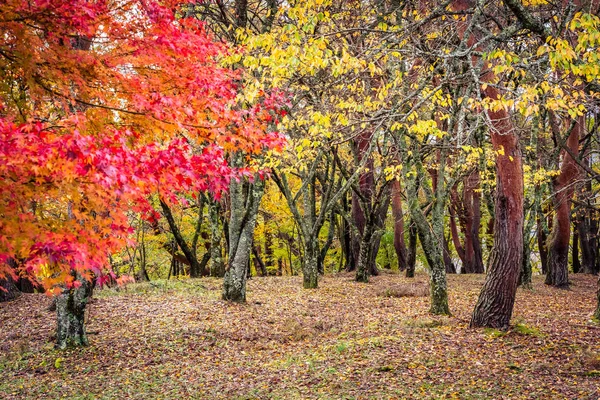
1, 272, 599, 399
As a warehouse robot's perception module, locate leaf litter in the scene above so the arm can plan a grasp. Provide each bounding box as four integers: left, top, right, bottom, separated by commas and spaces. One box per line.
0, 273, 599, 399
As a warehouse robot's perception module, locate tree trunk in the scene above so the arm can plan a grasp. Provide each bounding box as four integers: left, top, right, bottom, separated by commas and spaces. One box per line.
538, 214, 549, 275
577, 180, 598, 275
594, 275, 600, 321
318, 210, 336, 275
56, 277, 90, 349
252, 245, 267, 276
391, 179, 408, 271
572, 227, 581, 273
406, 220, 417, 278
223, 169, 264, 302
449, 170, 484, 274
443, 235, 456, 274
520, 197, 535, 289
355, 227, 373, 283
368, 230, 384, 277
465, 171, 485, 273
0, 275, 21, 302
579, 216, 598, 275
470, 86, 524, 329
405, 175, 450, 315
264, 214, 274, 271
160, 199, 206, 277
208, 199, 225, 277
303, 240, 319, 289
546, 116, 582, 288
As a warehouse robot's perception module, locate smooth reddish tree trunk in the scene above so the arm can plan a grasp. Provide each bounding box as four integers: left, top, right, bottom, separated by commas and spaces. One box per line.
449, 170, 484, 273
464, 171, 484, 273
546, 116, 582, 288
470, 85, 524, 329
450, 0, 524, 329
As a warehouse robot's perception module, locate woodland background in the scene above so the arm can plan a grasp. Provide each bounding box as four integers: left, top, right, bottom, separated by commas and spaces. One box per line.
1, 0, 600, 398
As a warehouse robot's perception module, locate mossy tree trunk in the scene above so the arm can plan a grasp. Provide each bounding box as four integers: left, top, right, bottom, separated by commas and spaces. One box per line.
272, 144, 369, 289
209, 197, 225, 277
223, 154, 264, 302
355, 226, 374, 283
400, 134, 450, 316
56, 276, 91, 349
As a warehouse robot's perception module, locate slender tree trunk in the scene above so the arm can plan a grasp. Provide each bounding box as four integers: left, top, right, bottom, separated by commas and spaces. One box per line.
520, 198, 535, 288
318, 210, 336, 275
538, 214, 549, 275
443, 235, 456, 274
406, 220, 417, 278
449, 203, 466, 271
546, 115, 581, 287
594, 275, 600, 321
252, 245, 267, 276
577, 180, 598, 274
264, 214, 274, 271
405, 172, 450, 315
579, 217, 598, 275
208, 199, 224, 277
160, 199, 206, 277
573, 227, 581, 273
351, 130, 375, 271
391, 180, 408, 271
341, 194, 355, 272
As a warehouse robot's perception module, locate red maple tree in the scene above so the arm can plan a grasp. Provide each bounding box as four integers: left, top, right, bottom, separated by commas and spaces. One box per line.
0, 0, 284, 293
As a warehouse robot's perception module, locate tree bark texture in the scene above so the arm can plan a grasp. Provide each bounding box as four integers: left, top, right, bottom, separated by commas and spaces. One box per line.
573, 227, 581, 273
546, 116, 582, 288
449, 170, 484, 273
471, 86, 524, 329
0, 275, 21, 302
594, 275, 600, 321
209, 199, 225, 277
537, 214, 549, 275
404, 162, 450, 315
391, 179, 409, 271
223, 165, 264, 302
520, 195, 537, 289
576, 179, 599, 275
406, 220, 418, 278
56, 276, 91, 349
351, 130, 388, 279
160, 199, 206, 277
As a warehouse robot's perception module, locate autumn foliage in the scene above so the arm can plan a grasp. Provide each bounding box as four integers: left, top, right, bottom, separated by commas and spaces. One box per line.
0, 0, 283, 293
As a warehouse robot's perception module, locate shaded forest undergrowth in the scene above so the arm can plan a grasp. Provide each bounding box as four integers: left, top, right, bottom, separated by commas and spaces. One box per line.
1, 274, 599, 399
